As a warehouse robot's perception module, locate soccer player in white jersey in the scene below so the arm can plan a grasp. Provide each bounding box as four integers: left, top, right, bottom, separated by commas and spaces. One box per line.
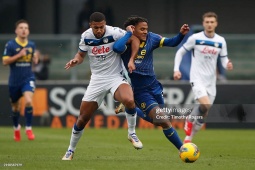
62, 12, 142, 160
173, 12, 233, 143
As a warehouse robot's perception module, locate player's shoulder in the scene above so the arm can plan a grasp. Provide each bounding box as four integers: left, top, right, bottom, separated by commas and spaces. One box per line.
81, 28, 94, 39
214, 33, 226, 42
28, 40, 35, 46
147, 32, 162, 41
191, 31, 204, 38
6, 39, 16, 45
106, 25, 126, 35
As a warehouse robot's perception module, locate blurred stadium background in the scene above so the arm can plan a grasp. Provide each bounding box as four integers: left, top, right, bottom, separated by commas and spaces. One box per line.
1, 0, 255, 124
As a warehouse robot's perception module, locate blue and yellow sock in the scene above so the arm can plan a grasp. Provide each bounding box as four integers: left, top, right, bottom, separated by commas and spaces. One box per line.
135, 107, 153, 123
163, 127, 183, 149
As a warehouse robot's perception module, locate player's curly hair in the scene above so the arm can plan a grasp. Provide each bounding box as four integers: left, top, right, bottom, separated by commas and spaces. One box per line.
123, 16, 148, 28
90, 12, 106, 22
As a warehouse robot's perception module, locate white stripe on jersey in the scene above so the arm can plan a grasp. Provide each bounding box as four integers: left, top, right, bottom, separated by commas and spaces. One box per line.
79, 25, 126, 78
183, 31, 227, 96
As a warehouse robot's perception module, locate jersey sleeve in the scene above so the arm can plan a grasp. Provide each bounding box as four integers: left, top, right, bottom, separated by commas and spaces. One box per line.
2, 41, 12, 59
220, 38, 228, 57
183, 35, 196, 51
79, 32, 88, 52
149, 32, 163, 49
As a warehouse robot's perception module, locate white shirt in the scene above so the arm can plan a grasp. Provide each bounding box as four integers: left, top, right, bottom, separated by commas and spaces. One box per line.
79, 25, 126, 78
174, 31, 228, 96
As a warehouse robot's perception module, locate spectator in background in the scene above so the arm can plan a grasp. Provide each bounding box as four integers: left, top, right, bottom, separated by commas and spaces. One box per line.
176, 25, 227, 82
33, 50, 51, 80
76, 0, 94, 34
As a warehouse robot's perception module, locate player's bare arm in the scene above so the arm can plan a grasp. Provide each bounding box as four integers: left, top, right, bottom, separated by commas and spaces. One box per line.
2, 48, 27, 66
180, 24, 190, 35
65, 51, 86, 70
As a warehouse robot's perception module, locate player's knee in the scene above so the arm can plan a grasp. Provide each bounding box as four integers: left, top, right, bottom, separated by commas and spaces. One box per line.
154, 120, 171, 129
12, 105, 20, 112
199, 104, 211, 115
123, 98, 135, 109
25, 99, 33, 107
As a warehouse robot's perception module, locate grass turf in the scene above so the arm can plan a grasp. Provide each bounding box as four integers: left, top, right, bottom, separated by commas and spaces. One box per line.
0, 127, 255, 170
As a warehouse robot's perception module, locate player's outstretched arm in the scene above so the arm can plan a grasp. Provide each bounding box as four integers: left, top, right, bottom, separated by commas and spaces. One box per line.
65, 51, 86, 70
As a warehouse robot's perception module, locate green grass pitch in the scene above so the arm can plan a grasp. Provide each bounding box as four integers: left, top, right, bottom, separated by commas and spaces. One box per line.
0, 127, 255, 170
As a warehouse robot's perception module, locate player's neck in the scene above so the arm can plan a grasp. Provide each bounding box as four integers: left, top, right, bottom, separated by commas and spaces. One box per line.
16, 36, 28, 43
204, 31, 215, 38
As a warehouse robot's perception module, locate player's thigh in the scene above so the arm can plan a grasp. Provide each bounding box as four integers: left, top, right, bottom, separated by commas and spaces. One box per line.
113, 83, 133, 103
134, 91, 158, 116
192, 83, 208, 101
110, 76, 131, 101
82, 78, 109, 106
9, 85, 22, 104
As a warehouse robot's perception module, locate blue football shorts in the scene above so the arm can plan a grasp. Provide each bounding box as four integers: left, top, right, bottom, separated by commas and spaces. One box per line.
9, 78, 35, 103
133, 80, 164, 116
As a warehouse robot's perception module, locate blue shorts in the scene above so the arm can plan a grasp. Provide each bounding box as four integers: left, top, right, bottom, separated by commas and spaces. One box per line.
9, 78, 35, 103
133, 79, 164, 116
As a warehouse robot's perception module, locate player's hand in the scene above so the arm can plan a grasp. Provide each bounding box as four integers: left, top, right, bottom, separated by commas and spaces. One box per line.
65, 59, 78, 70
180, 24, 190, 35
173, 71, 182, 80
227, 59, 233, 70
126, 25, 135, 33
19, 48, 28, 58
128, 60, 136, 73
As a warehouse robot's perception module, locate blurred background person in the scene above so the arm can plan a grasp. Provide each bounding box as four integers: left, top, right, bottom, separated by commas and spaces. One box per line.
175, 24, 227, 82
33, 49, 51, 80
2, 19, 38, 141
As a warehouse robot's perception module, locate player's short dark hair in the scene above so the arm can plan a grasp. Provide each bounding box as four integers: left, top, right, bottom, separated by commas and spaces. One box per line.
123, 16, 148, 28
202, 12, 218, 21
15, 19, 29, 28
89, 12, 106, 22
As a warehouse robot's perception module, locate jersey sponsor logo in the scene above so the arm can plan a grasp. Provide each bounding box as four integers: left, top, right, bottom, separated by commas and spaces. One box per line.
92, 46, 110, 55
201, 47, 218, 55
